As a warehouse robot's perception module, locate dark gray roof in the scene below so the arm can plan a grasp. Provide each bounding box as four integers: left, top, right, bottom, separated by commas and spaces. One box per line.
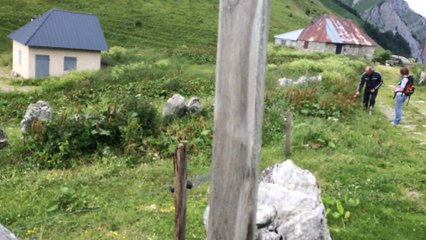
8, 9, 108, 51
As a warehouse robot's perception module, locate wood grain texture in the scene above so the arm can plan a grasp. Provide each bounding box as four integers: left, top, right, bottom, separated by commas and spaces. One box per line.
174, 142, 188, 240
285, 111, 292, 158
0, 224, 19, 240
207, 0, 270, 239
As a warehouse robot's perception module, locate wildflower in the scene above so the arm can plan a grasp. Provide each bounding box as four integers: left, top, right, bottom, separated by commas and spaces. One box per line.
109, 230, 119, 236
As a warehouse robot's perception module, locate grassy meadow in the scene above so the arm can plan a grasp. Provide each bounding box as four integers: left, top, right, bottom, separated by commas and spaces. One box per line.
0, 45, 425, 239
0, 0, 425, 239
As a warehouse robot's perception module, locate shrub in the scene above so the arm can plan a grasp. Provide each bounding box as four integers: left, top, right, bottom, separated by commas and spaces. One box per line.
111, 62, 150, 82
101, 46, 127, 66
22, 97, 162, 169
373, 49, 392, 64
0, 52, 12, 66
121, 97, 160, 137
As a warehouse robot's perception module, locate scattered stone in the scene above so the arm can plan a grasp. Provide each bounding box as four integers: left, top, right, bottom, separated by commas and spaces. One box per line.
404, 189, 421, 200
0, 128, 7, 149
186, 97, 202, 113
204, 160, 331, 240
20, 100, 52, 134
419, 71, 426, 84
163, 94, 203, 118
278, 77, 293, 87
162, 94, 187, 118
278, 75, 322, 88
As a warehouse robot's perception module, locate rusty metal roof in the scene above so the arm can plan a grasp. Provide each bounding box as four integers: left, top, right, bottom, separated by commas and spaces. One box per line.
298, 15, 376, 46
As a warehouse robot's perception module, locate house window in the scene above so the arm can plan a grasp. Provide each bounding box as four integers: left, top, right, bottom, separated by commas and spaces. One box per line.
64, 57, 77, 71
303, 41, 309, 49
18, 50, 22, 65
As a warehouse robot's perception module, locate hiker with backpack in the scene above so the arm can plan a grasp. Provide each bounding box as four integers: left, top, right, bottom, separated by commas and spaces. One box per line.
356, 66, 383, 115
393, 67, 415, 125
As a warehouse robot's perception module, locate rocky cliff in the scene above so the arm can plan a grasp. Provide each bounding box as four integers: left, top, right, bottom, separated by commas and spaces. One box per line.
338, 0, 426, 59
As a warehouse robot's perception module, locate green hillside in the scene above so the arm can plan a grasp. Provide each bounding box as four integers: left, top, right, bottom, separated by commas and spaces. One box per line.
1, 1, 425, 240
0, 0, 367, 53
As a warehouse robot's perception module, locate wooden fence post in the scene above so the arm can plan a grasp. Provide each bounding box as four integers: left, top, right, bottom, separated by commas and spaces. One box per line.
174, 142, 188, 240
0, 224, 19, 240
207, 0, 270, 239
285, 111, 292, 158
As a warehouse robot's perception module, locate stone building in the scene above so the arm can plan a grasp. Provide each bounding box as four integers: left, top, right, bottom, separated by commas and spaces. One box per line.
274, 15, 377, 59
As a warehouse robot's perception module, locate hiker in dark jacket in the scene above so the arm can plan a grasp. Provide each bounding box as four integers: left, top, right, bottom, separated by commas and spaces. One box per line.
356, 66, 383, 115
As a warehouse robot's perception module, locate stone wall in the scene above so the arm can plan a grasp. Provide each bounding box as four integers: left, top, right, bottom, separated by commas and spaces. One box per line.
276, 40, 375, 59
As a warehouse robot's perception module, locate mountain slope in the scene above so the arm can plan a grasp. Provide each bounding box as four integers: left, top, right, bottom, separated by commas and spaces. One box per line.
338, 0, 426, 59
0, 0, 376, 54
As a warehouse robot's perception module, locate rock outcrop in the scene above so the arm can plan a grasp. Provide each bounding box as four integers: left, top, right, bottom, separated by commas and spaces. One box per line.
162, 94, 187, 118
162, 94, 203, 118
204, 160, 331, 240
338, 0, 426, 60
186, 97, 202, 113
278, 75, 322, 88
419, 71, 426, 84
20, 100, 52, 134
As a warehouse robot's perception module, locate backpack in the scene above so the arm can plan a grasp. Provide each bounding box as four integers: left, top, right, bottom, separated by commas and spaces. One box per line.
404, 75, 415, 97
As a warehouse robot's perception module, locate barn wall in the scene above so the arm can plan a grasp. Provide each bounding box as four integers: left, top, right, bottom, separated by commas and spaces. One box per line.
12, 41, 30, 78
28, 47, 101, 78
342, 45, 375, 59
287, 40, 375, 59
295, 41, 328, 52
274, 39, 298, 48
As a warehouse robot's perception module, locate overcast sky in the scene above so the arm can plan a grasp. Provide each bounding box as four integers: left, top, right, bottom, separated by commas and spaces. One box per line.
405, 0, 426, 17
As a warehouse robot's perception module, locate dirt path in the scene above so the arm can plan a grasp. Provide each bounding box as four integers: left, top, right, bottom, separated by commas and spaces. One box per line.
0, 67, 38, 93
376, 65, 426, 146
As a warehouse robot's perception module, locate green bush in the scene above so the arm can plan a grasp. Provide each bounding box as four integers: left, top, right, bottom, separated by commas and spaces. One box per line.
373, 49, 392, 64
121, 97, 160, 137
22, 98, 161, 169
0, 52, 12, 66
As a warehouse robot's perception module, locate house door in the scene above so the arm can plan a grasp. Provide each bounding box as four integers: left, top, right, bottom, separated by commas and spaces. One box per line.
303, 41, 309, 49
335, 44, 343, 54
35, 55, 49, 78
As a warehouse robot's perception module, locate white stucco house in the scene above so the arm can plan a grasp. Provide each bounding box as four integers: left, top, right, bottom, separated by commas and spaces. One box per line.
8, 9, 108, 78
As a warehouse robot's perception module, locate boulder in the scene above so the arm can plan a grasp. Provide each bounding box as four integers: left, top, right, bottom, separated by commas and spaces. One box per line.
294, 75, 322, 86
419, 71, 426, 84
278, 78, 293, 87
20, 100, 52, 134
186, 97, 202, 113
0, 129, 7, 149
162, 94, 187, 118
279, 75, 322, 88
204, 160, 331, 240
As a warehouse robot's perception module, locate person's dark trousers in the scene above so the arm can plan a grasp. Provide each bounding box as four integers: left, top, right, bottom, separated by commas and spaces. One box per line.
363, 90, 378, 110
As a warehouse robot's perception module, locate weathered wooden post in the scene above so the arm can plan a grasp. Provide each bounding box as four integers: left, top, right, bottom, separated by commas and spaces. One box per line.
174, 142, 188, 240
285, 111, 293, 158
0, 224, 19, 240
207, 0, 270, 239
